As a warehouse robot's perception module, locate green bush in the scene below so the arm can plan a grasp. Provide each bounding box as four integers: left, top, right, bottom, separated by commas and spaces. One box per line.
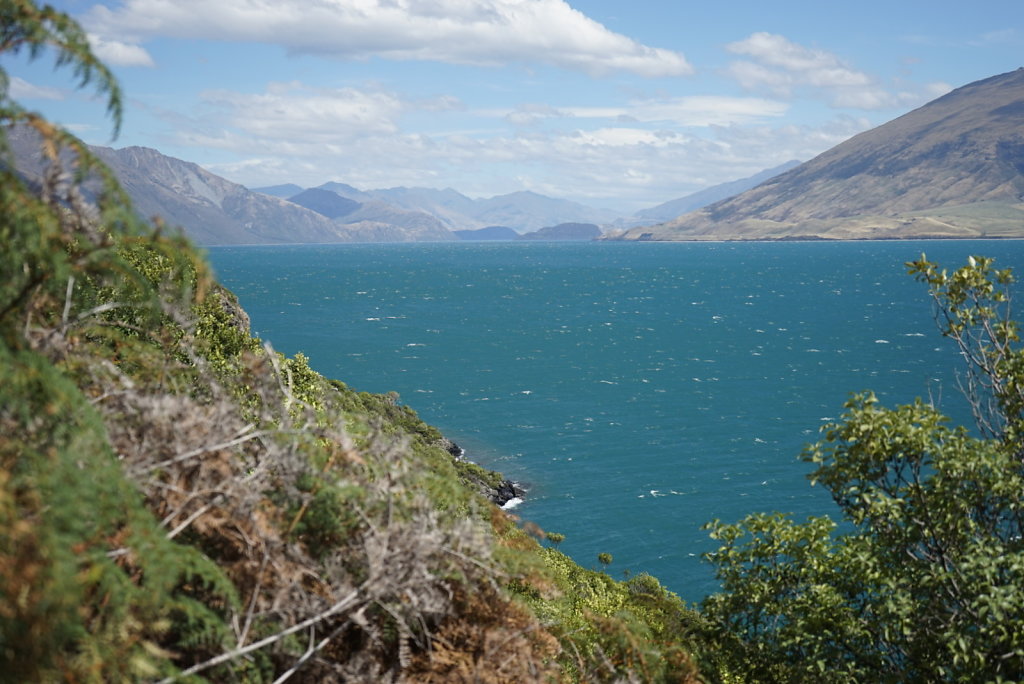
702, 255, 1024, 682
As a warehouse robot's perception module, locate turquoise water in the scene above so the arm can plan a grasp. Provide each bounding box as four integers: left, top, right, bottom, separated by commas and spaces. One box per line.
207, 240, 1024, 603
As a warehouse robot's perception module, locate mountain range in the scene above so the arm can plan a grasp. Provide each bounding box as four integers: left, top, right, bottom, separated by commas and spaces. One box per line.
611, 68, 1024, 241
21, 67, 1023, 245
8, 124, 810, 245
263, 183, 625, 234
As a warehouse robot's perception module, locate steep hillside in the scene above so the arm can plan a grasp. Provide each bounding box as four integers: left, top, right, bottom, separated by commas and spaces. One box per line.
613, 68, 1024, 241
9, 129, 367, 246
94, 146, 371, 245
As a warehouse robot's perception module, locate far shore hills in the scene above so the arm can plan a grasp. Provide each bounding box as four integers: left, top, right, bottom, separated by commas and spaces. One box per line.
11, 68, 1024, 245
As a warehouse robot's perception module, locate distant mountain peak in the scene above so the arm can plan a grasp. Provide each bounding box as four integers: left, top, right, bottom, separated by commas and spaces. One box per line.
253, 183, 304, 198
288, 187, 361, 220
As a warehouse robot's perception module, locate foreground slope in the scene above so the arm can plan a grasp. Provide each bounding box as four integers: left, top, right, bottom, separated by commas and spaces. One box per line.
613, 68, 1024, 241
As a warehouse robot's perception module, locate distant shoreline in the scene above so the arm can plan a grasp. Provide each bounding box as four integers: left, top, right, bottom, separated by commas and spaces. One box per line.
204, 235, 1024, 248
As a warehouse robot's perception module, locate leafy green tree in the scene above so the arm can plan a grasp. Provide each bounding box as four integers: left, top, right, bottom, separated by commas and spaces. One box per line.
701, 254, 1024, 682
546, 530, 566, 547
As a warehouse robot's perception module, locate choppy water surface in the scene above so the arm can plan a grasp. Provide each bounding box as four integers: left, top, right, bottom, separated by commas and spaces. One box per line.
208, 240, 1024, 602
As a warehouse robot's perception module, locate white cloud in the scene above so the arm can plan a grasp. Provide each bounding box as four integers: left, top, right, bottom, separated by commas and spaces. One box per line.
86, 0, 692, 77
570, 127, 688, 147
727, 33, 871, 88
725, 32, 942, 111
8, 76, 64, 100
599, 95, 788, 126
198, 82, 405, 141
504, 103, 567, 126
87, 33, 155, 67
487, 95, 788, 128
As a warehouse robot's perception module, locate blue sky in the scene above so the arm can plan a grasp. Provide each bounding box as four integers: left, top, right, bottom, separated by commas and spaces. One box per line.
8, 0, 1023, 211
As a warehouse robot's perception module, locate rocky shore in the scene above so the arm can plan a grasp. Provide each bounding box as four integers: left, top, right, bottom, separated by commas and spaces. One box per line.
436, 437, 527, 507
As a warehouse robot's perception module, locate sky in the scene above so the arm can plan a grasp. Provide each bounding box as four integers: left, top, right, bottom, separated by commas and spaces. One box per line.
7, 0, 1023, 212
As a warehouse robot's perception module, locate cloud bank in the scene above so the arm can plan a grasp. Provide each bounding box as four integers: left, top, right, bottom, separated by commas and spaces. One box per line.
726, 32, 950, 110
86, 0, 692, 77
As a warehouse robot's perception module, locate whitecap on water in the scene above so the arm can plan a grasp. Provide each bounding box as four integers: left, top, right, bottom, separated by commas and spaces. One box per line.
500, 497, 523, 511
875, 339, 890, 344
